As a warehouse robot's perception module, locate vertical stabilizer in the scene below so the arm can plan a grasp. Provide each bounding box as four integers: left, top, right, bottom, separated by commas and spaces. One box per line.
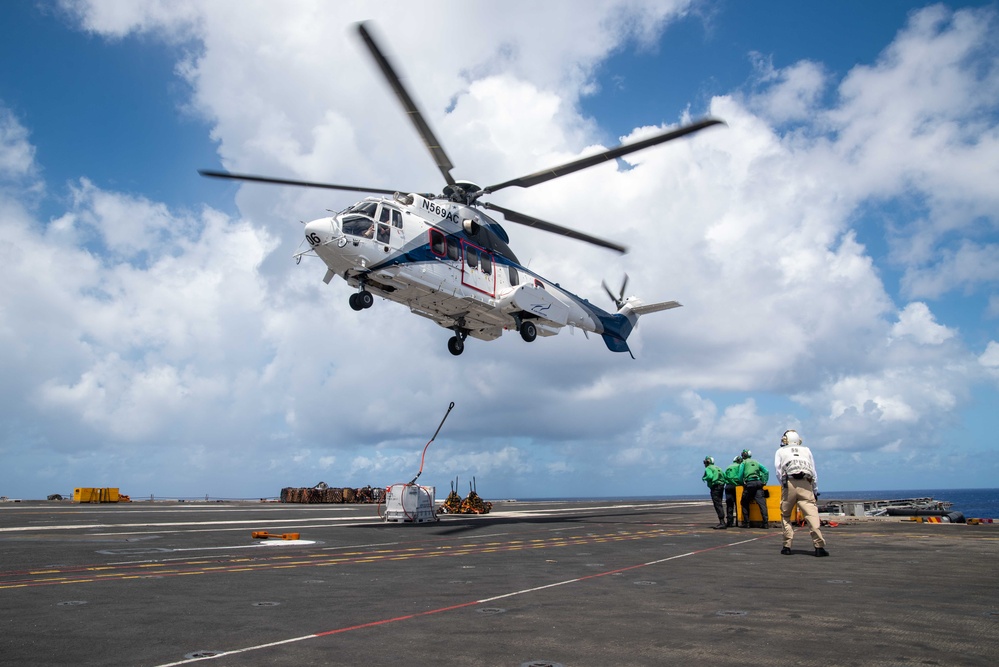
599, 298, 682, 355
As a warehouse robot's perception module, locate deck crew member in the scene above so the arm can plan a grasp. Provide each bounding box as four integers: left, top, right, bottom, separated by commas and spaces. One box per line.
774, 429, 828, 557
737, 449, 769, 528
723, 456, 742, 527
701, 456, 727, 529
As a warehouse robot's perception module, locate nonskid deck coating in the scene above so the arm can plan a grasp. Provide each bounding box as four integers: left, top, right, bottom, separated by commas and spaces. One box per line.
0, 499, 996, 666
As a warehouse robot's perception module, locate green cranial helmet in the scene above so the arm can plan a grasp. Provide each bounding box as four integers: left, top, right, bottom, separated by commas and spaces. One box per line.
703, 456, 714, 466
741, 449, 752, 459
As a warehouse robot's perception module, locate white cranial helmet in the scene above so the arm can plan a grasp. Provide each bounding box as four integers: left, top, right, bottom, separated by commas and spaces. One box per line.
781, 430, 802, 447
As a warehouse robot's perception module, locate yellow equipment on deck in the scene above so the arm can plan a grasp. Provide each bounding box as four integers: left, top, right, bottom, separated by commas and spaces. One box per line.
73, 487, 128, 503
735, 485, 792, 525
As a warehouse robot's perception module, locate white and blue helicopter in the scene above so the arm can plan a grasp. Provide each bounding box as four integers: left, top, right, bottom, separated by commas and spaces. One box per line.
201, 23, 723, 357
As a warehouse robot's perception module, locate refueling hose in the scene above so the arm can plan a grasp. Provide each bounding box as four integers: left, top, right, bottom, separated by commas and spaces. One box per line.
408, 401, 455, 485
378, 401, 455, 521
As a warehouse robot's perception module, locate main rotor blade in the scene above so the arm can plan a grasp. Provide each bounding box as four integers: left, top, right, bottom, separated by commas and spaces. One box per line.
356, 22, 456, 187
482, 202, 627, 254
198, 169, 399, 195
484, 117, 724, 194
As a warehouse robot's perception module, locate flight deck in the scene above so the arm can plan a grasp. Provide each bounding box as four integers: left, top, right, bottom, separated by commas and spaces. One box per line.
1, 499, 996, 666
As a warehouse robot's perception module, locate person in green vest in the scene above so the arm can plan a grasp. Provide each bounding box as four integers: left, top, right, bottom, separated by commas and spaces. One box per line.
723, 455, 743, 527
737, 449, 770, 528
701, 456, 727, 529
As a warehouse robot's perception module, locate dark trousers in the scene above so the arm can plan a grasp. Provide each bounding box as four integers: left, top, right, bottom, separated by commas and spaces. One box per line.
710, 485, 725, 521
741, 481, 768, 523
724, 485, 737, 522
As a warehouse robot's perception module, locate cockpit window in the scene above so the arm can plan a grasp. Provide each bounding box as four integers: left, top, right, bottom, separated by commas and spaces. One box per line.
351, 201, 379, 217
379, 206, 404, 229
342, 214, 375, 237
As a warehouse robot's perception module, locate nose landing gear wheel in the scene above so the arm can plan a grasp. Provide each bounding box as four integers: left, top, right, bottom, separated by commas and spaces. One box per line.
519, 320, 537, 342
447, 336, 464, 356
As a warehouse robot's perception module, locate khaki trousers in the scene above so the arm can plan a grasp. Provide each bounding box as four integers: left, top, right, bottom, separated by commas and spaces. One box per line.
781, 477, 825, 548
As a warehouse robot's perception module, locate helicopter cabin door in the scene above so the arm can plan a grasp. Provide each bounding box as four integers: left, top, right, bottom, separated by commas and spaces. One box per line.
375, 203, 404, 251
461, 240, 496, 297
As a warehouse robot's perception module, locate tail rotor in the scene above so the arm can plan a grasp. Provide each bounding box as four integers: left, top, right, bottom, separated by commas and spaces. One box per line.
602, 274, 629, 310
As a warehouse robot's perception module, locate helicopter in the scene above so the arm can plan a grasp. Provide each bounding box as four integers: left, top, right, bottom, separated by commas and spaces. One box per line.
201, 22, 723, 357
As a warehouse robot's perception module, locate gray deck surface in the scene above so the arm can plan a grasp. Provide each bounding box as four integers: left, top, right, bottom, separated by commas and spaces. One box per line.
1, 499, 996, 666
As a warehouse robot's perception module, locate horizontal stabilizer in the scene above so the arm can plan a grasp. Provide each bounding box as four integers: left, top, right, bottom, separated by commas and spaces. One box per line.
630, 300, 682, 316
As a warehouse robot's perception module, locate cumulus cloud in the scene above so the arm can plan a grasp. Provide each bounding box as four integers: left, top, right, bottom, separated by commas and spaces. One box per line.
0, 106, 37, 180
2, 2, 997, 497
748, 53, 827, 123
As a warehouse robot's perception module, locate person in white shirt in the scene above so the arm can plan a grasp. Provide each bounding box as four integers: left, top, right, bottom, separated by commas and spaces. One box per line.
774, 429, 828, 557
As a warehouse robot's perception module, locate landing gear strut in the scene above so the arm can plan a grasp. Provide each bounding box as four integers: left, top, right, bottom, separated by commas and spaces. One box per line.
448, 324, 468, 356
349, 290, 374, 311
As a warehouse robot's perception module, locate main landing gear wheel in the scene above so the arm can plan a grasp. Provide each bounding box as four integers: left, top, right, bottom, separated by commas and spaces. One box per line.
447, 336, 464, 356
519, 320, 537, 343
349, 290, 374, 311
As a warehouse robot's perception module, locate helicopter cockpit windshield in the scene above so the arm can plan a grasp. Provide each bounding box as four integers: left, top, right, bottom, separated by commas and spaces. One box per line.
341, 214, 375, 238
341, 200, 378, 238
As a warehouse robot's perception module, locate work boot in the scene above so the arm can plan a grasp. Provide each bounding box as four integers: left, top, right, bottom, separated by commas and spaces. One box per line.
713, 521, 727, 529
740, 521, 750, 528
814, 547, 830, 557
725, 517, 734, 527
780, 547, 792, 555
762, 521, 770, 529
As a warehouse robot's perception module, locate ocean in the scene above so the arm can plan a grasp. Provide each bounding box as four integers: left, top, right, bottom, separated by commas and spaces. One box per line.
816, 488, 999, 520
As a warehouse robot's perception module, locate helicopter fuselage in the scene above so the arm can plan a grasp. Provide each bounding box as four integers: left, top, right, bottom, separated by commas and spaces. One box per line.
302, 192, 633, 354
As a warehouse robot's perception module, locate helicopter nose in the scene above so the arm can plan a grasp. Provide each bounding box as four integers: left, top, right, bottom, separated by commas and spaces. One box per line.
304, 217, 334, 245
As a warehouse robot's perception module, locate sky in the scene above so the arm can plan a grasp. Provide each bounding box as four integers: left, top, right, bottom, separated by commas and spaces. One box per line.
1, 0, 998, 501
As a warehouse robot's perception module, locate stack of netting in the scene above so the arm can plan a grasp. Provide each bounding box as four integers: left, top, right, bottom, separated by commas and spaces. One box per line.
280, 485, 381, 504
459, 490, 493, 514
437, 478, 492, 515
438, 489, 463, 514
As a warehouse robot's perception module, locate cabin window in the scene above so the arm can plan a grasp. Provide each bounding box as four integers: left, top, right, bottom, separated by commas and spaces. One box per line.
446, 239, 460, 261
466, 246, 478, 269
342, 214, 375, 238
508, 266, 520, 286
430, 229, 446, 256
481, 252, 492, 275
391, 209, 403, 229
